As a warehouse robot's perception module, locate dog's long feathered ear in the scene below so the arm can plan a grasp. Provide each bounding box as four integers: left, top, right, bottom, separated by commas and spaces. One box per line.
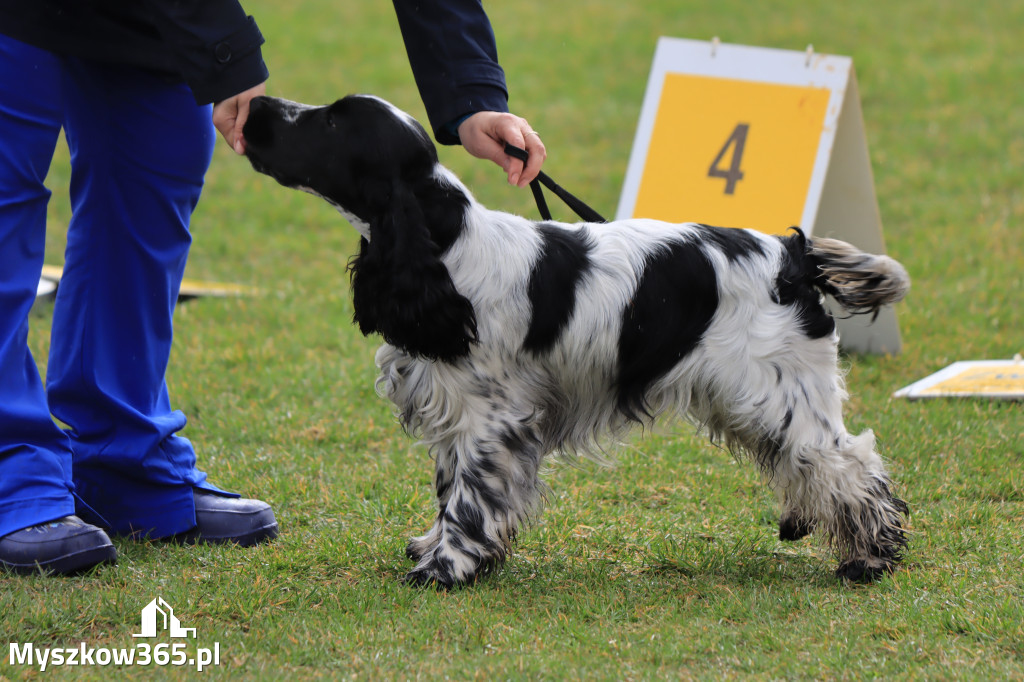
349, 183, 478, 361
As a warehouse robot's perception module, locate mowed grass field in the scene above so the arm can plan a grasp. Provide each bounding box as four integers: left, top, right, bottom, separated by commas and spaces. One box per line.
3, 0, 1022, 679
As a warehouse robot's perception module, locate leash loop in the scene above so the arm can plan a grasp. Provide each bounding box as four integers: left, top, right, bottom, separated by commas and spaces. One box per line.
504, 143, 607, 224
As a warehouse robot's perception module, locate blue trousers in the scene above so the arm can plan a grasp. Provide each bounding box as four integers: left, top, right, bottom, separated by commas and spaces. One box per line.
0, 34, 233, 539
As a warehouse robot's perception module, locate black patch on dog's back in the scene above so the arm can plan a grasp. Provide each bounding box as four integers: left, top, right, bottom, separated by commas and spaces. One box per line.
773, 228, 835, 339
696, 224, 765, 263
523, 225, 593, 354
617, 240, 719, 420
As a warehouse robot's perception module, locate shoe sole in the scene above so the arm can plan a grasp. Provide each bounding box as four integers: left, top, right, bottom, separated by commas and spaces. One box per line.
1, 541, 117, 576
166, 521, 279, 548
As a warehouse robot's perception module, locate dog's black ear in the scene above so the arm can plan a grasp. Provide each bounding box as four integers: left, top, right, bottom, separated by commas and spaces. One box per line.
349, 183, 478, 361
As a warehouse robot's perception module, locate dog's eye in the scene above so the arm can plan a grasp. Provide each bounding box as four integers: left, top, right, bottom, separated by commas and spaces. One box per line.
326, 114, 336, 129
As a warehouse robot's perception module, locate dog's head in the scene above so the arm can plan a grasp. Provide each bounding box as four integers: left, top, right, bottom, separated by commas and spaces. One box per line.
243, 95, 477, 361
244, 95, 441, 225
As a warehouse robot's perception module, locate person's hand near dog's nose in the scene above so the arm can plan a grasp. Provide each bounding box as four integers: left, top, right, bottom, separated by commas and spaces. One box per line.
213, 82, 267, 156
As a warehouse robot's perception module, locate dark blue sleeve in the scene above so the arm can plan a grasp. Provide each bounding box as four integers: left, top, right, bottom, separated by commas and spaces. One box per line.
143, 0, 269, 105
392, 0, 509, 145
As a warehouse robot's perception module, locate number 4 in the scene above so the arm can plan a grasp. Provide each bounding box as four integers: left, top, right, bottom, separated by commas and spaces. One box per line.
708, 123, 749, 195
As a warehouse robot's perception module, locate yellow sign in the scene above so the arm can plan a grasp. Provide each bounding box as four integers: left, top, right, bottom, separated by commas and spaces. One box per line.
925, 368, 1023, 395
633, 74, 831, 232
618, 37, 903, 355
896, 360, 1024, 400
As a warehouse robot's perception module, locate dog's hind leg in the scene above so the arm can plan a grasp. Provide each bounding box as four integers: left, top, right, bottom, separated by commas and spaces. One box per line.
750, 353, 908, 581
775, 431, 908, 581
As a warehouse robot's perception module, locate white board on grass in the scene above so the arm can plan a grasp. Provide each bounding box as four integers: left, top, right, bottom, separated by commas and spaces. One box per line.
618, 37, 902, 355
38, 266, 259, 301
894, 358, 1024, 400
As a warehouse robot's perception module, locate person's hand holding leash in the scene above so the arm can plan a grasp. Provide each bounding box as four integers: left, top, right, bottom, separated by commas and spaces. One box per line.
458, 112, 546, 187
213, 82, 267, 155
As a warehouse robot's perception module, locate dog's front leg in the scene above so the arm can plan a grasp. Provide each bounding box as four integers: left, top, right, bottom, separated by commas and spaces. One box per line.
405, 414, 544, 589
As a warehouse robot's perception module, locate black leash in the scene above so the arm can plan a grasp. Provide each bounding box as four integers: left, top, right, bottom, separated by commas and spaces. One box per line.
504, 143, 607, 223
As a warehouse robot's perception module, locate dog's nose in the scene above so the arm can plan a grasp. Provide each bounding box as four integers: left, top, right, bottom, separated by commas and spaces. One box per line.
242, 97, 273, 150
249, 96, 268, 113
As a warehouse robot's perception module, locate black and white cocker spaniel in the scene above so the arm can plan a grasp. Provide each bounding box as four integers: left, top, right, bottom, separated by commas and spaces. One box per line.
243, 94, 910, 587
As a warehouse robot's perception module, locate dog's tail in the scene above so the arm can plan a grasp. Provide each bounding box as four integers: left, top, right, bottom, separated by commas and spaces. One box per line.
807, 234, 910, 316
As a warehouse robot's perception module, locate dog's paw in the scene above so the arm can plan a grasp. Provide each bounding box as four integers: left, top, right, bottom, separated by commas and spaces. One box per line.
834, 556, 895, 583
404, 554, 463, 590
778, 514, 815, 542
404, 568, 458, 590
403, 545, 503, 589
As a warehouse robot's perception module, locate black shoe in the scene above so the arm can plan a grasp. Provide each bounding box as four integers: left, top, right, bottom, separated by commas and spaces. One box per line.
167, 490, 278, 547
0, 516, 116, 575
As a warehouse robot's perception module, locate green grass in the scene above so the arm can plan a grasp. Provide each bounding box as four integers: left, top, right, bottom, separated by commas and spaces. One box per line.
3, 0, 1022, 679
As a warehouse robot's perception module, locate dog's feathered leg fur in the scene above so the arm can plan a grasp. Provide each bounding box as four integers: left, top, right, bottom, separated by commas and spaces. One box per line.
377, 346, 546, 588
774, 422, 908, 582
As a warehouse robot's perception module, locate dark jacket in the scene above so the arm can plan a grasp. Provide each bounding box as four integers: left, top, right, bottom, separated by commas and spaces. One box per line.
0, 0, 268, 106
392, 0, 509, 144
0, 0, 509, 144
